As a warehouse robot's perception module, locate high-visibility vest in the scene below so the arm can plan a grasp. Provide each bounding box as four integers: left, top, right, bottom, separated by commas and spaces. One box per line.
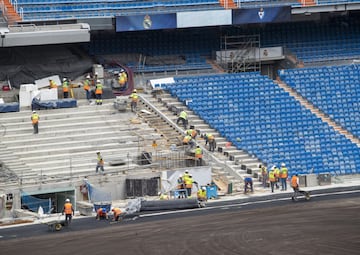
274, 168, 280, 178
95, 83, 103, 94
197, 189, 206, 200
83, 79, 90, 91
291, 176, 298, 188
63, 203, 73, 214
195, 147, 202, 158
112, 208, 121, 217
50, 80, 57, 89
31, 113, 39, 124
261, 166, 267, 176
97, 154, 104, 165
280, 167, 288, 178
179, 111, 187, 120
268, 171, 275, 182
183, 135, 192, 144
130, 93, 138, 102
184, 177, 193, 188
62, 81, 69, 92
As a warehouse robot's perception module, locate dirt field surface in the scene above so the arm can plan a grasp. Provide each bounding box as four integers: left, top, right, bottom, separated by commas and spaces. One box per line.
1, 197, 359, 255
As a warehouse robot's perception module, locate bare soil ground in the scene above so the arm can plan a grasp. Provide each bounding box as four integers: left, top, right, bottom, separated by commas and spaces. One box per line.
1, 197, 360, 255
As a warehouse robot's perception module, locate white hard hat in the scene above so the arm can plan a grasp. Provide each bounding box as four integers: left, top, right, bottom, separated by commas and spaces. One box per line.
281, 163, 286, 167
65, 198, 70, 202
63, 78, 66, 81
86, 75, 90, 79
133, 89, 137, 92
97, 79, 100, 83
185, 170, 189, 173
95, 72, 98, 75
32, 110, 36, 113
202, 187, 206, 191
179, 174, 183, 178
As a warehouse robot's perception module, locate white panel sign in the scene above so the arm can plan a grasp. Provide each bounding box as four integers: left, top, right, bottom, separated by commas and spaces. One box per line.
177, 10, 232, 28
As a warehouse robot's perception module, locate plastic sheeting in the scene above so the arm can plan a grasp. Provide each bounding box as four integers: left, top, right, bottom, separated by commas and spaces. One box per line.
31, 98, 77, 110
21, 192, 51, 213
0, 45, 93, 88
0, 102, 19, 113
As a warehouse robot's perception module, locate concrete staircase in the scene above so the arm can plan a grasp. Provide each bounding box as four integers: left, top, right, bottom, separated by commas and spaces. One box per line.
139, 90, 263, 192
0, 99, 165, 187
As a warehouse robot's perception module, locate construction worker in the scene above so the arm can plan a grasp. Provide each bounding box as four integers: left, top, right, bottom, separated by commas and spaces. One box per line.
194, 145, 203, 166
176, 110, 188, 129
95, 79, 103, 105
31, 110, 40, 134
197, 186, 207, 202
49, 79, 57, 89
244, 177, 253, 194
111, 207, 122, 221
62, 198, 74, 225
260, 164, 268, 188
268, 166, 276, 193
291, 173, 300, 200
96, 207, 108, 220
184, 173, 197, 197
96, 151, 105, 173
274, 165, 280, 189
186, 126, 197, 139
176, 174, 186, 198
129, 89, 138, 112
62, 78, 69, 98
83, 75, 91, 101
207, 133, 216, 152
183, 134, 195, 148
280, 163, 288, 191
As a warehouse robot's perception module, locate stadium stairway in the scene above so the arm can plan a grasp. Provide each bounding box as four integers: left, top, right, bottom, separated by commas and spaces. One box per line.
0, 99, 165, 188
275, 78, 360, 147
139, 90, 263, 192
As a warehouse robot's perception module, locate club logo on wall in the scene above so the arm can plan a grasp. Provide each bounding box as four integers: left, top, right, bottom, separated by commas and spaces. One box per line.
143, 14, 152, 29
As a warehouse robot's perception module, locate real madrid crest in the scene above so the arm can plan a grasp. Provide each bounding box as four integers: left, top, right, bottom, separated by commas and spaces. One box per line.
143, 14, 152, 29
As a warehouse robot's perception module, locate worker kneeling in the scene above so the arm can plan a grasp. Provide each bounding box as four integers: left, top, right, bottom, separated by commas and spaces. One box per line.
111, 207, 122, 222
197, 187, 207, 202
244, 177, 254, 194
96, 207, 109, 220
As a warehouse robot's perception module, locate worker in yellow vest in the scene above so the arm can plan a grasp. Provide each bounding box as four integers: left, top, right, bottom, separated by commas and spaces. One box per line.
129, 89, 139, 112
62, 78, 69, 98
49, 79, 58, 89
176, 110, 188, 129
83, 75, 91, 101
197, 186, 207, 202
184, 174, 197, 197
96, 151, 105, 173
31, 110, 40, 134
95, 79, 103, 105
194, 145, 203, 166
268, 166, 276, 193
274, 165, 280, 189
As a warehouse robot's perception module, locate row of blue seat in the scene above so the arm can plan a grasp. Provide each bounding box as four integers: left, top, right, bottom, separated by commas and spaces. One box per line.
165, 72, 360, 176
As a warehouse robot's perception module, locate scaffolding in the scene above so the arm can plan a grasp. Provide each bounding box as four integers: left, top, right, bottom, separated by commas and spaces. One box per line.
218, 34, 261, 73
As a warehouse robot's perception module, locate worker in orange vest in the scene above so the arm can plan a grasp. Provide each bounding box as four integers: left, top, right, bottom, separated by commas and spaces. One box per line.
96, 151, 105, 173
194, 145, 203, 166
96, 207, 108, 220
31, 111, 40, 134
62, 78, 69, 98
111, 207, 122, 221
291, 174, 300, 200
280, 163, 288, 191
62, 198, 74, 225
268, 166, 276, 193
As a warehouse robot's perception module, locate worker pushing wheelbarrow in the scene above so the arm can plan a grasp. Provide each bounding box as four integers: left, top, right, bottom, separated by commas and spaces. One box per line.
291, 174, 311, 201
